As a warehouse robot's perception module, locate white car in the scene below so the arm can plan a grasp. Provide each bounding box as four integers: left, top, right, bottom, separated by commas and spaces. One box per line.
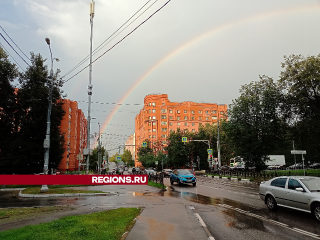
259, 176, 320, 222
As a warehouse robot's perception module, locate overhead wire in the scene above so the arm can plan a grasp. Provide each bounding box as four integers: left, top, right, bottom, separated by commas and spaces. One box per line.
0, 32, 30, 66
61, 0, 155, 79
63, 0, 172, 83
0, 41, 25, 71
0, 25, 30, 61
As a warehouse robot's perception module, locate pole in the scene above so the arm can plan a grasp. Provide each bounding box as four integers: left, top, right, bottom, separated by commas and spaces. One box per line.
86, 0, 95, 174
217, 115, 221, 167
41, 39, 54, 193
98, 123, 101, 174
302, 154, 305, 176
293, 140, 297, 172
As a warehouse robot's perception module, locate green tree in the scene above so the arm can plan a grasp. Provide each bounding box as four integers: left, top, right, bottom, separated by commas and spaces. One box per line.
222, 77, 288, 170
166, 129, 189, 168
122, 149, 133, 164
0, 47, 19, 173
89, 146, 106, 170
279, 54, 320, 162
14, 53, 65, 174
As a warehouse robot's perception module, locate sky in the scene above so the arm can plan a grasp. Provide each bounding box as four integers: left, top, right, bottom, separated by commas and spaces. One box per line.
1, 0, 320, 156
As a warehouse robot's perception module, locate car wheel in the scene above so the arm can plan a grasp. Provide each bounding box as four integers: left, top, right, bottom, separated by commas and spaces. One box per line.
312, 203, 320, 222
266, 195, 277, 210
170, 179, 173, 185
178, 180, 182, 186
193, 182, 196, 187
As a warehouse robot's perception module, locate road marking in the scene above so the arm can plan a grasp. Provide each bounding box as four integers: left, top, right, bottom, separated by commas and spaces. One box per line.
218, 204, 320, 239
190, 206, 216, 240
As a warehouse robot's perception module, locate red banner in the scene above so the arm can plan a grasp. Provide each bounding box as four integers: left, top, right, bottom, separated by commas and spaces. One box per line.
0, 175, 148, 185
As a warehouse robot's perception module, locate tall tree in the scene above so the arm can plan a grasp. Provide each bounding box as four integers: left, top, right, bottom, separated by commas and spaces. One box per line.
0, 47, 19, 173
222, 77, 288, 170
14, 53, 65, 174
122, 149, 133, 164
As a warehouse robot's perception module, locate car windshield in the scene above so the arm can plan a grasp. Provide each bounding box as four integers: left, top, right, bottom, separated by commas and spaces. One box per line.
177, 170, 193, 175
300, 178, 320, 192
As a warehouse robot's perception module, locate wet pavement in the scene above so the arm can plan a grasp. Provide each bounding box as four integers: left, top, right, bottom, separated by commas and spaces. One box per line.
0, 175, 319, 239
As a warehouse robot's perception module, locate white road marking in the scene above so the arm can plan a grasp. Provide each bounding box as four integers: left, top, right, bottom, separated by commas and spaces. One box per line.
194, 213, 207, 227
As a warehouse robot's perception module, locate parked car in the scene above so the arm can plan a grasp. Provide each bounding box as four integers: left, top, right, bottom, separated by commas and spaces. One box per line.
310, 163, 320, 169
259, 176, 320, 222
128, 168, 133, 173
146, 170, 156, 175
170, 169, 197, 186
267, 164, 283, 170
288, 163, 303, 170
162, 169, 173, 177
219, 165, 230, 171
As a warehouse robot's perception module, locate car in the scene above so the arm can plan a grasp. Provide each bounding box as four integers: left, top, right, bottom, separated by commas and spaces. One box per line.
170, 169, 197, 186
310, 163, 320, 169
162, 169, 173, 177
185, 169, 195, 176
146, 170, 156, 175
259, 176, 320, 222
128, 168, 133, 173
288, 163, 303, 170
219, 165, 230, 171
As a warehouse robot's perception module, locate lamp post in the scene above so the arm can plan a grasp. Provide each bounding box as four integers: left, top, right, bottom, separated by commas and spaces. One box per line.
41, 37, 59, 193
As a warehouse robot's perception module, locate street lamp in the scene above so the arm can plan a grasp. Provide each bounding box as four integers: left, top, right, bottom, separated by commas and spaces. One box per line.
41, 37, 59, 193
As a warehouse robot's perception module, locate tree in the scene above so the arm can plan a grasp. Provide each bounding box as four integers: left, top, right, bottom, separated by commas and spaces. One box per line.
0, 47, 19, 173
166, 129, 189, 168
122, 149, 132, 164
222, 77, 288, 170
279, 54, 320, 161
13, 53, 65, 174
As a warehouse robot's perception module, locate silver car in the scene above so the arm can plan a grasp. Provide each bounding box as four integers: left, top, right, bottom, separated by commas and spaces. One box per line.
259, 176, 320, 222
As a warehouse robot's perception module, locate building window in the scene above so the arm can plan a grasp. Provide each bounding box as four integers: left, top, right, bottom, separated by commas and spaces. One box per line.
192, 129, 195, 133
184, 116, 187, 120
169, 110, 173, 113
192, 123, 195, 126
153, 135, 156, 138
206, 117, 209, 120
169, 116, 173, 120
161, 134, 167, 138
161, 115, 167, 119
212, 116, 217, 120
161, 109, 167, 113
205, 111, 208, 115
184, 110, 187, 113
170, 122, 173, 126
163, 140, 167, 144
148, 129, 151, 132
199, 110, 202, 114
68, 134, 70, 138
153, 129, 156, 132
149, 116, 151, 119
184, 122, 187, 126
149, 109, 151, 113
212, 110, 216, 114
149, 135, 151, 138
220, 111, 224, 115
170, 129, 174, 132
177, 110, 180, 114
162, 128, 167, 132
177, 116, 180, 120
199, 117, 202, 120
153, 122, 156, 126
191, 116, 194, 120
184, 129, 188, 132
69, 108, 71, 112
152, 102, 156, 107
177, 122, 180, 126
148, 123, 151, 126
152, 109, 156, 113
191, 110, 194, 114
152, 116, 156, 119
161, 121, 167, 125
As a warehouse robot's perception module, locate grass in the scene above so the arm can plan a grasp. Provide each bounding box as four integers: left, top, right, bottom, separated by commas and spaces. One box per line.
21, 186, 105, 195
0, 206, 75, 223
148, 180, 164, 189
0, 208, 141, 240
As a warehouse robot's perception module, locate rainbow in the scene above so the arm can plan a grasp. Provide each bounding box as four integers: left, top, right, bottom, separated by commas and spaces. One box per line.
93, 3, 320, 147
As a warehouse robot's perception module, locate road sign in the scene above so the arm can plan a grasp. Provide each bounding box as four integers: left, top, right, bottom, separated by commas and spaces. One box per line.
155, 161, 158, 165
142, 142, 147, 147
182, 137, 187, 142
117, 156, 121, 161
291, 150, 306, 154
103, 156, 106, 160
207, 149, 213, 154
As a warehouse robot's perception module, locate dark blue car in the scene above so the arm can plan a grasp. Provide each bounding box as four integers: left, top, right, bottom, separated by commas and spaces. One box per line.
170, 169, 196, 186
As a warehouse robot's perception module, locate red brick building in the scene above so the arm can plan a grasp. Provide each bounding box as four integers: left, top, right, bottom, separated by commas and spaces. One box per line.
59, 100, 87, 172
134, 94, 227, 166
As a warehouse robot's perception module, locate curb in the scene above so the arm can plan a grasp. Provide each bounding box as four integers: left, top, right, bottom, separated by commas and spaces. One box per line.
18, 190, 114, 198
207, 175, 251, 181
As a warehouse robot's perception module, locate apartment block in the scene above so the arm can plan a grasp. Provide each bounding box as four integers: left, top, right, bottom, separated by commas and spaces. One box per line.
59, 100, 87, 172
134, 94, 227, 165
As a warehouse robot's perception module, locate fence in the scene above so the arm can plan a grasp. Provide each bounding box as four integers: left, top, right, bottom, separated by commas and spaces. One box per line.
147, 173, 164, 189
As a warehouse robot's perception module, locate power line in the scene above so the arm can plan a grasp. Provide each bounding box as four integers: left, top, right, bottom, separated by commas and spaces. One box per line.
63, 0, 172, 83
0, 32, 30, 67
76, 100, 143, 106
0, 25, 30, 61
61, 0, 155, 79
0, 41, 25, 72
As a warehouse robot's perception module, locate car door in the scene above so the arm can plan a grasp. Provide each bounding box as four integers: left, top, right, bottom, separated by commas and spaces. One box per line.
171, 170, 178, 181
270, 178, 288, 205
285, 178, 309, 210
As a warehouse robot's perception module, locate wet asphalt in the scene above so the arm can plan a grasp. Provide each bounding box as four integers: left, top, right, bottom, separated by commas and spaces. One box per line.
0, 168, 319, 239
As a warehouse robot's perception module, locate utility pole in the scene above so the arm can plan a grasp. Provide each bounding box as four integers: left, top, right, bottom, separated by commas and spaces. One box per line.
217, 115, 221, 168
98, 123, 101, 174
86, 0, 95, 174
